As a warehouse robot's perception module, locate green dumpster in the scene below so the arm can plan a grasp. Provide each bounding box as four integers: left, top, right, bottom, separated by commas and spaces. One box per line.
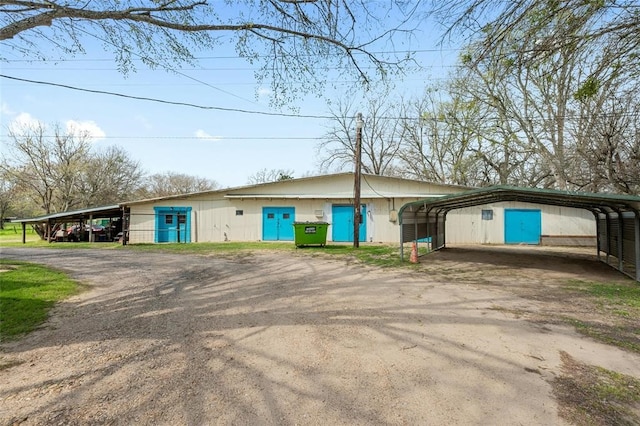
293, 222, 329, 247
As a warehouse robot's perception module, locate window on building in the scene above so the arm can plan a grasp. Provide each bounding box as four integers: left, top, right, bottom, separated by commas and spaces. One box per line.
236, 210, 243, 216
481, 209, 493, 220
165, 215, 173, 225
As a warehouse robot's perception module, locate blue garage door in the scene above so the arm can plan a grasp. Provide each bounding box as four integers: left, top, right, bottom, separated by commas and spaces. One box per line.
505, 209, 541, 244
262, 207, 295, 241
332, 205, 366, 242
155, 207, 191, 243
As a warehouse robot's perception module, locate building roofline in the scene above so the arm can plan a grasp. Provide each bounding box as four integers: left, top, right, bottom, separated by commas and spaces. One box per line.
121, 173, 471, 206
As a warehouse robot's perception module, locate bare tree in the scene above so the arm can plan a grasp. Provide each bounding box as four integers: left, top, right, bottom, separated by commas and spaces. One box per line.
396, 89, 485, 186
140, 171, 219, 198
1, 1, 417, 105
1, 121, 149, 215
247, 168, 295, 184
77, 146, 145, 205
1, 122, 91, 214
0, 173, 16, 228
572, 94, 640, 194
317, 94, 403, 176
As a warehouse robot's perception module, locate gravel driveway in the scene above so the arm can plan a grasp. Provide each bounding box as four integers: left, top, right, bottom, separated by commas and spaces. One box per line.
1, 247, 639, 425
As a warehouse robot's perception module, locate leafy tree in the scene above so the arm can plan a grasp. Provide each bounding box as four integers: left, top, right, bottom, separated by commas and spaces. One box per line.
1, 1, 416, 105
247, 168, 295, 184
140, 171, 218, 198
433, 0, 639, 69
448, 1, 639, 191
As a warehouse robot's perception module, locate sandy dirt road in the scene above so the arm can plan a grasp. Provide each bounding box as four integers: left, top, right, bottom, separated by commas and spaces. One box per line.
1, 246, 639, 425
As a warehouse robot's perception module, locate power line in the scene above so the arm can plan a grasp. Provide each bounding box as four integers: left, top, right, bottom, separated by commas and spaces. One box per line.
0, 74, 332, 119
73, 26, 260, 106
1, 48, 463, 63
2, 65, 457, 72
3, 75, 637, 124
0, 77, 448, 88
0, 134, 324, 141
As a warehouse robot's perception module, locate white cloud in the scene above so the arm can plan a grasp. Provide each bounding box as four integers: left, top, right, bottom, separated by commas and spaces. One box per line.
1, 102, 14, 116
8, 112, 40, 131
257, 87, 272, 97
66, 120, 106, 141
195, 129, 222, 141
134, 114, 153, 130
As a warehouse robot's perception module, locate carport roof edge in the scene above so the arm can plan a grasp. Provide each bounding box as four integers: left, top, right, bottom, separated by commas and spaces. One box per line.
398, 185, 640, 218
11, 205, 123, 224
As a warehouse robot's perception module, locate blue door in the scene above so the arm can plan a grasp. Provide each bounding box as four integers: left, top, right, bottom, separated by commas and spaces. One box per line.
504, 209, 541, 244
332, 205, 366, 242
262, 207, 295, 241
155, 207, 191, 243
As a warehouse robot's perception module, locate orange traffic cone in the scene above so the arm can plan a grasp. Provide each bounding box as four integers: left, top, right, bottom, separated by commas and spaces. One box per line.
410, 241, 419, 263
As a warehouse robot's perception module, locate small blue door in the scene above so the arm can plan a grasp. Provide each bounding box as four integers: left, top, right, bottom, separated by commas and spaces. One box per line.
332, 205, 366, 242
504, 209, 541, 244
262, 207, 295, 241
155, 207, 191, 243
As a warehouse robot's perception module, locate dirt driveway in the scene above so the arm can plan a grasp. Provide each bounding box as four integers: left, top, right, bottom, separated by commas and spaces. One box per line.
1, 246, 639, 425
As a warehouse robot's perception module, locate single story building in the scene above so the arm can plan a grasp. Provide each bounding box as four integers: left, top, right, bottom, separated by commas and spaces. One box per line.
125, 173, 468, 244
12, 173, 639, 281
123, 173, 596, 246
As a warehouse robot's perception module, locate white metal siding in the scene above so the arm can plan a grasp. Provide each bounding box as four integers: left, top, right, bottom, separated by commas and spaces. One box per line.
446, 202, 596, 244
126, 174, 464, 244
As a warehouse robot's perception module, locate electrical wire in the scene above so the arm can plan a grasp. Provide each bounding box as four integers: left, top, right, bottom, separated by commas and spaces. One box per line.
0, 134, 324, 140
3, 73, 638, 125
0, 74, 332, 119
1, 48, 463, 63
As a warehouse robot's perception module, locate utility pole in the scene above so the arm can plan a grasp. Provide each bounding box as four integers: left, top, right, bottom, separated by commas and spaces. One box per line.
353, 112, 363, 248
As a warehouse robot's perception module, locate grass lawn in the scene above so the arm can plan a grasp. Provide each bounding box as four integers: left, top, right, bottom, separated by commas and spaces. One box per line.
0, 225, 40, 244
0, 260, 80, 341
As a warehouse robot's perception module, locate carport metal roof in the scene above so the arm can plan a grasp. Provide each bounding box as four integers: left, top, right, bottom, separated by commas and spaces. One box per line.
399, 186, 640, 282
12, 205, 123, 224
399, 185, 640, 215
11, 204, 126, 244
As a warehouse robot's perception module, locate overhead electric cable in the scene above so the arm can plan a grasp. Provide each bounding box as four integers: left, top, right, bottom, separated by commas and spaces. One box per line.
0, 74, 332, 119
3, 75, 635, 123
2, 48, 463, 63
72, 26, 260, 106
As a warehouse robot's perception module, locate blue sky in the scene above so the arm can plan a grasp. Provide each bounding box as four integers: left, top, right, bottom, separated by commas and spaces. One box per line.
0, 6, 459, 188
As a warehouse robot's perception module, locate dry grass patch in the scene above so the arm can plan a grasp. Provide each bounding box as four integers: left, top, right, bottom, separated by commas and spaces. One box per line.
553, 351, 640, 425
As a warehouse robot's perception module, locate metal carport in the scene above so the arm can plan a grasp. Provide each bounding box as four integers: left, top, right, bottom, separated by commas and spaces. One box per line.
399, 186, 640, 282
11, 204, 128, 244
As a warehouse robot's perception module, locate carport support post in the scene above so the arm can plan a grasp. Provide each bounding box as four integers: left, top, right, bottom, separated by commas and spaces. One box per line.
89, 214, 94, 243
635, 211, 640, 282
21, 222, 26, 244
605, 213, 611, 264
121, 206, 127, 246
616, 209, 624, 272
594, 212, 601, 261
